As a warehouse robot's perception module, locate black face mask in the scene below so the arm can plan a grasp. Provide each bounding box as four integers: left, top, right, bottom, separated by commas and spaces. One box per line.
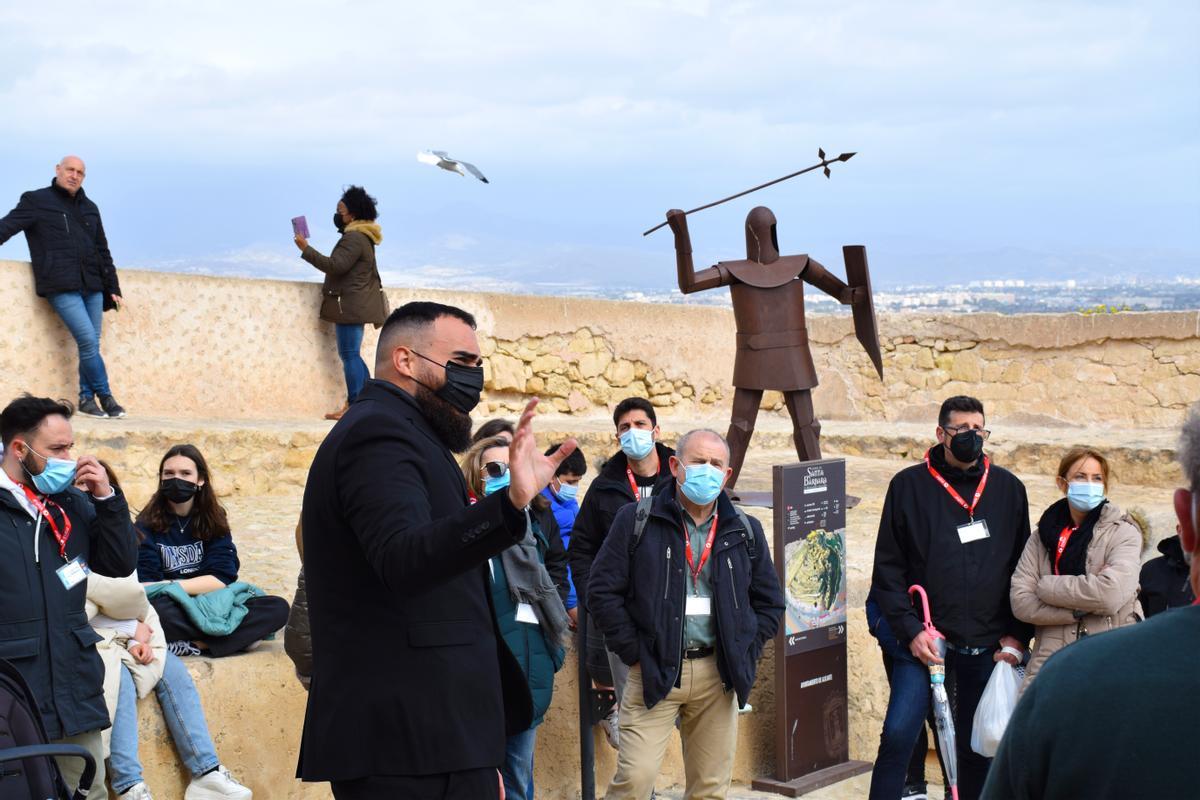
333, 212, 346, 233
161, 477, 199, 504
946, 429, 985, 463
412, 352, 484, 415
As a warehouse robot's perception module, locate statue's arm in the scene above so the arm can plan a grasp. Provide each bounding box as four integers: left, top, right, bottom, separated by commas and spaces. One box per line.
803, 257, 862, 304
667, 209, 725, 294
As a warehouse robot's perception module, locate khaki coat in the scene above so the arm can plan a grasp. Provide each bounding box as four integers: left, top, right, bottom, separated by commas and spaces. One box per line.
301, 226, 388, 326
1010, 502, 1142, 690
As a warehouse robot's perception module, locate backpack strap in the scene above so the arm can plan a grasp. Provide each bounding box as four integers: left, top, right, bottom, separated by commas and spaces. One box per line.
630, 495, 759, 562
732, 505, 758, 562
628, 495, 655, 555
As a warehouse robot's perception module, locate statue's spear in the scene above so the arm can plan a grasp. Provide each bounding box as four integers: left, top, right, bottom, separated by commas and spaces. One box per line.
642, 148, 855, 236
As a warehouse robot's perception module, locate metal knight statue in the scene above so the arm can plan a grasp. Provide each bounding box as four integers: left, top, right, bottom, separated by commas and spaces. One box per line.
667, 206, 884, 489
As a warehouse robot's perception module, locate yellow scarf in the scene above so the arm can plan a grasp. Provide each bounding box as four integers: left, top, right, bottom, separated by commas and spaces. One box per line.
345, 220, 382, 245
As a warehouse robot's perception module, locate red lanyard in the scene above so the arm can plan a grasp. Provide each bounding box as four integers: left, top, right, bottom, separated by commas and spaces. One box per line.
19, 484, 72, 559
626, 467, 641, 499
924, 451, 990, 521
681, 513, 719, 591
1054, 524, 1077, 575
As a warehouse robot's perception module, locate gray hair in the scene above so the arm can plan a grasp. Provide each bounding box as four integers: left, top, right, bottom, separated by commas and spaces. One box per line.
1181, 402, 1200, 492
675, 428, 730, 463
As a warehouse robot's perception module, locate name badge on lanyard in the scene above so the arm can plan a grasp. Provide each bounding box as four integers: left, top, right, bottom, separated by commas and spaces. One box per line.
925, 450, 992, 546
957, 519, 991, 544
685, 595, 712, 616
56, 556, 90, 590
515, 603, 540, 625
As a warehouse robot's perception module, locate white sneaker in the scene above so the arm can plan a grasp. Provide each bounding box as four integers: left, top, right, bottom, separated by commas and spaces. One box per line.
121, 783, 155, 800
598, 707, 620, 750
184, 766, 252, 799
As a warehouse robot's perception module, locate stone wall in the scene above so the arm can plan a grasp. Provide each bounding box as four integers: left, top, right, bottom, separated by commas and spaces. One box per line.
2, 260, 1196, 427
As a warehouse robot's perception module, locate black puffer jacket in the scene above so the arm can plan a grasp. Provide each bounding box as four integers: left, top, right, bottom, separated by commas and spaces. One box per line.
0, 485, 138, 740
0, 181, 121, 304
1138, 535, 1195, 618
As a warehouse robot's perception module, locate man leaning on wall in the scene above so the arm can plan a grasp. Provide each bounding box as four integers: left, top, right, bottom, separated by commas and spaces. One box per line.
0, 156, 128, 419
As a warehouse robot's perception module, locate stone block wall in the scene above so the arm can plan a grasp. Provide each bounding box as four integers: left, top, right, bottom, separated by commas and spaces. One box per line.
2, 260, 1196, 427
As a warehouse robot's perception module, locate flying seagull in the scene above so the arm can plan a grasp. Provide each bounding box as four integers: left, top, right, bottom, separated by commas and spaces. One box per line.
416, 150, 489, 184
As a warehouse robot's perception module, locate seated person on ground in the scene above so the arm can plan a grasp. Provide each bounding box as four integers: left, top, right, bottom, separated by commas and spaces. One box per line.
135, 444, 289, 657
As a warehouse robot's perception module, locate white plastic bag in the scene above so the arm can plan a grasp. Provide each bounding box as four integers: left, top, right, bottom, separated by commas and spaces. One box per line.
971, 660, 1021, 757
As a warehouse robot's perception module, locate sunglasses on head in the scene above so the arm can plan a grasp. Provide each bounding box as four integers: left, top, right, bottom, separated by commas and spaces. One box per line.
482, 461, 509, 478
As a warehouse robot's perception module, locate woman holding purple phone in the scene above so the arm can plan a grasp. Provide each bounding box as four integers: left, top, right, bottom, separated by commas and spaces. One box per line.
293, 185, 389, 420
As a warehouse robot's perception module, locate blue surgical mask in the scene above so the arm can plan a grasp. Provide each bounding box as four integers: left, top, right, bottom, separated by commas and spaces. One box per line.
619, 428, 655, 461
556, 482, 579, 502
22, 446, 77, 495
483, 472, 510, 496
679, 464, 725, 505
1066, 481, 1105, 513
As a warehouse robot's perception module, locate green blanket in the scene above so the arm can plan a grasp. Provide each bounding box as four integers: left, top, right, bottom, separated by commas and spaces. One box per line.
145, 581, 264, 637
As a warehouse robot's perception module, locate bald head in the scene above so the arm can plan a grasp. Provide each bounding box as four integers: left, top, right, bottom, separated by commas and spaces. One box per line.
675, 429, 730, 464
55, 156, 86, 195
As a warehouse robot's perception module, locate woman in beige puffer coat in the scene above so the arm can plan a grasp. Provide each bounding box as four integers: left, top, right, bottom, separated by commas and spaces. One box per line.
1010, 446, 1143, 690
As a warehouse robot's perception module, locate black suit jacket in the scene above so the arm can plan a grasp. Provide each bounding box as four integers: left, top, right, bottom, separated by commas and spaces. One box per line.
297, 379, 533, 781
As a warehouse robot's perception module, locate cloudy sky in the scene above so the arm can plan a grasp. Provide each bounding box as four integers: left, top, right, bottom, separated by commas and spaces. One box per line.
1, 1, 1196, 294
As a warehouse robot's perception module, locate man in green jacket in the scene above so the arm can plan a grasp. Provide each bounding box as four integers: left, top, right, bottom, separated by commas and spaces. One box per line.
982, 402, 1200, 799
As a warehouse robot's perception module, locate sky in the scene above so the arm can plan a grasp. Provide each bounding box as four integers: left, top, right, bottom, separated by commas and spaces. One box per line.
1, 1, 1197, 295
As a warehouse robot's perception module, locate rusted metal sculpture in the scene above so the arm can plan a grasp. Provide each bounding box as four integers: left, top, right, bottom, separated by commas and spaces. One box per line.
667, 206, 883, 488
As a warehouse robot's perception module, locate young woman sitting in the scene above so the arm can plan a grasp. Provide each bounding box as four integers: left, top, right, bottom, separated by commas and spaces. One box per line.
135, 444, 289, 657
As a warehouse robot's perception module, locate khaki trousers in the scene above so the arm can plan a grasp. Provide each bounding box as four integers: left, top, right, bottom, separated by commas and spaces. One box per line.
52, 728, 106, 795
605, 655, 738, 800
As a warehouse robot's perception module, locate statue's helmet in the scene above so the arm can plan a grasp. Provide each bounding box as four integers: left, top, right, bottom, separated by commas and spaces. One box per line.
744, 206, 780, 264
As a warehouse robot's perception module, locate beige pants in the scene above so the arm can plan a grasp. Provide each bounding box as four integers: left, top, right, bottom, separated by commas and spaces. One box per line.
52, 728, 106, 795
605, 655, 738, 800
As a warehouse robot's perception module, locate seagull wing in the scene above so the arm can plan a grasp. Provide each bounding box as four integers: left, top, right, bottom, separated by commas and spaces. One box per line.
459, 160, 489, 184
416, 151, 442, 166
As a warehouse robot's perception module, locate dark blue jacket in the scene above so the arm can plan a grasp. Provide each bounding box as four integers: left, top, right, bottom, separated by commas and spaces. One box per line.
588, 482, 784, 709
0, 181, 122, 304
135, 515, 241, 585
0, 485, 137, 740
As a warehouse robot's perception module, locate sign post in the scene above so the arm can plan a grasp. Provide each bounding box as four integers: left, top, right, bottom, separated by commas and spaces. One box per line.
752, 459, 871, 796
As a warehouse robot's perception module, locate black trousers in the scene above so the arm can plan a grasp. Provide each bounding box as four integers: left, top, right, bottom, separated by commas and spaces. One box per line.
151, 593, 290, 657
331, 767, 499, 800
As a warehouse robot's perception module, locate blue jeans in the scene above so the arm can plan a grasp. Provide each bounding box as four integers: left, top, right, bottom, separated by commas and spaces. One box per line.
501, 726, 537, 800
335, 323, 369, 402
867, 599, 939, 791
108, 652, 220, 792
47, 291, 110, 399
867, 620, 995, 800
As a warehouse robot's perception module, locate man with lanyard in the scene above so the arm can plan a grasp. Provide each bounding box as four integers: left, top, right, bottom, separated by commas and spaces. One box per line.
0, 394, 138, 794
568, 396, 675, 741
589, 429, 783, 799
869, 396, 1032, 800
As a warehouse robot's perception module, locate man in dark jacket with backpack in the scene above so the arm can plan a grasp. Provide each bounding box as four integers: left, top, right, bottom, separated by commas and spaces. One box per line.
589, 428, 784, 799
0, 156, 127, 418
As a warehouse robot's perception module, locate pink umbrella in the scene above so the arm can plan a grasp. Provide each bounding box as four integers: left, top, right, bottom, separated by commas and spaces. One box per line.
909, 584, 959, 800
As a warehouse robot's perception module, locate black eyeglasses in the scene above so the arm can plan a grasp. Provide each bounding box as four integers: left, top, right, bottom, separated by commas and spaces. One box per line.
482, 461, 509, 479
942, 425, 992, 441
